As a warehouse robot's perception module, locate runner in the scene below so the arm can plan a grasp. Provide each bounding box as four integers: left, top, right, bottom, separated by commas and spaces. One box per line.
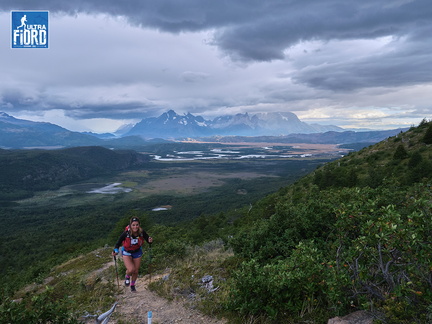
112, 217, 153, 292
17, 14, 27, 29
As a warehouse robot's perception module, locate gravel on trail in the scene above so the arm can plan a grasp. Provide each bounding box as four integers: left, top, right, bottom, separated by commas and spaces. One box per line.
111, 274, 227, 324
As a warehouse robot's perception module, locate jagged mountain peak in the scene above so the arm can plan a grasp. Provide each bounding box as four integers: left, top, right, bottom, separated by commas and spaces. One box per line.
255, 111, 300, 121
0, 112, 12, 118
125, 110, 211, 138
162, 109, 178, 119
124, 110, 343, 138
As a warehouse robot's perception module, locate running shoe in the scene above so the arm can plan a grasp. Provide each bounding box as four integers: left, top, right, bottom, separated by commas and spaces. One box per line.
130, 285, 136, 292
125, 277, 130, 286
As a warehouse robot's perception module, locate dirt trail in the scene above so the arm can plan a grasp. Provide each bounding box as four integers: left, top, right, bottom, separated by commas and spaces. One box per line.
112, 273, 227, 324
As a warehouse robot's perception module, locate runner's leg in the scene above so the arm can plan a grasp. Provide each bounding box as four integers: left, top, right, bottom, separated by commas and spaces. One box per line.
122, 255, 135, 278
130, 257, 142, 284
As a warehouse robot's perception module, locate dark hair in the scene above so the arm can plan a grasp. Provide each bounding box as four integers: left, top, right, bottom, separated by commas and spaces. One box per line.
130, 217, 140, 225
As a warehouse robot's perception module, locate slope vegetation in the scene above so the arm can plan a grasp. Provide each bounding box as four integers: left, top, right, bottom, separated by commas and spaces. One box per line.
223, 120, 432, 322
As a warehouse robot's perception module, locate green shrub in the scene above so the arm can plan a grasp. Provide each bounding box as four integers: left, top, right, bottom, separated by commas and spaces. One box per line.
227, 184, 432, 322
227, 241, 349, 321
0, 287, 80, 323
422, 124, 432, 144
331, 186, 432, 321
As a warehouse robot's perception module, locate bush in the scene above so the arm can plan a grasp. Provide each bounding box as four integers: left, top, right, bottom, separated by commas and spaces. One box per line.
0, 287, 80, 323
422, 124, 432, 144
393, 144, 408, 160
330, 186, 432, 321
227, 241, 348, 322
227, 185, 432, 322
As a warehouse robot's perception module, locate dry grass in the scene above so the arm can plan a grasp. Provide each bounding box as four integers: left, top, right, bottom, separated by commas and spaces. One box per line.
149, 239, 234, 316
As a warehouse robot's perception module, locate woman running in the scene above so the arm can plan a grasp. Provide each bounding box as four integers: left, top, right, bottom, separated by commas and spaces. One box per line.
112, 217, 153, 292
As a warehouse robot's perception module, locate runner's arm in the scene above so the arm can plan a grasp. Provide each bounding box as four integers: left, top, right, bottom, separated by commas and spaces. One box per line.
113, 231, 128, 251
142, 230, 152, 244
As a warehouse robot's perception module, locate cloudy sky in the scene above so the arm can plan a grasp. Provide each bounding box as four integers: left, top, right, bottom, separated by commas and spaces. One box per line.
1, 0, 431, 133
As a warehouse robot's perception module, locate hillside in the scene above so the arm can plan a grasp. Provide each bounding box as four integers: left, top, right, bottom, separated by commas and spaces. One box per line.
0, 112, 164, 149
222, 120, 432, 322
150, 120, 432, 322
1, 120, 431, 323
0, 146, 150, 203
192, 128, 406, 145
4, 246, 228, 324
0, 112, 102, 148
310, 122, 432, 188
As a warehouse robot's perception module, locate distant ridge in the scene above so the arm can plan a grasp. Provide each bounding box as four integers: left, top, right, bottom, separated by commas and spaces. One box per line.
189, 129, 408, 145
0, 112, 155, 149
0, 112, 102, 149
0, 111, 406, 149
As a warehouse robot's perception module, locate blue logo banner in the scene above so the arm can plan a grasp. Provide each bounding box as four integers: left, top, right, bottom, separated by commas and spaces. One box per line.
11, 11, 49, 48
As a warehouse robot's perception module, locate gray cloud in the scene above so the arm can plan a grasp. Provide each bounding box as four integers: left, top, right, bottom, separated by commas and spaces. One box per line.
63, 103, 160, 120
293, 25, 432, 91
0, 87, 156, 120
1, 0, 431, 131
180, 71, 210, 83
3, 0, 431, 62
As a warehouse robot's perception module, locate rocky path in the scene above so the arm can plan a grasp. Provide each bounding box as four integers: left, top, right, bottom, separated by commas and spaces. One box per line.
112, 273, 227, 324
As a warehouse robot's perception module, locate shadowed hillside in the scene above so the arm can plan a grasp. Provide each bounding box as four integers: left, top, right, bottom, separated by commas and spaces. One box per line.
0, 146, 150, 202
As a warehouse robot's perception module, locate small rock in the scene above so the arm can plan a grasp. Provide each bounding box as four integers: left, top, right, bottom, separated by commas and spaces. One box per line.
200, 275, 218, 292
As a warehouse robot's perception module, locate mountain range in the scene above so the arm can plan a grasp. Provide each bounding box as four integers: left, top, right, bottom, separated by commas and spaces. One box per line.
0, 111, 406, 149
124, 110, 343, 138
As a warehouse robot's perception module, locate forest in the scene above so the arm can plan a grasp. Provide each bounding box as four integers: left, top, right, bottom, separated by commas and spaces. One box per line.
1, 120, 431, 323
0, 143, 327, 292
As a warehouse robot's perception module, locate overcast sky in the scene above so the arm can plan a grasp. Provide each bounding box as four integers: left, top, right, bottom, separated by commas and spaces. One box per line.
1, 0, 431, 133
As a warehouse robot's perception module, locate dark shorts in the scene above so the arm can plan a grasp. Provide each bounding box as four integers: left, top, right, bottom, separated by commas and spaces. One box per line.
122, 247, 143, 259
